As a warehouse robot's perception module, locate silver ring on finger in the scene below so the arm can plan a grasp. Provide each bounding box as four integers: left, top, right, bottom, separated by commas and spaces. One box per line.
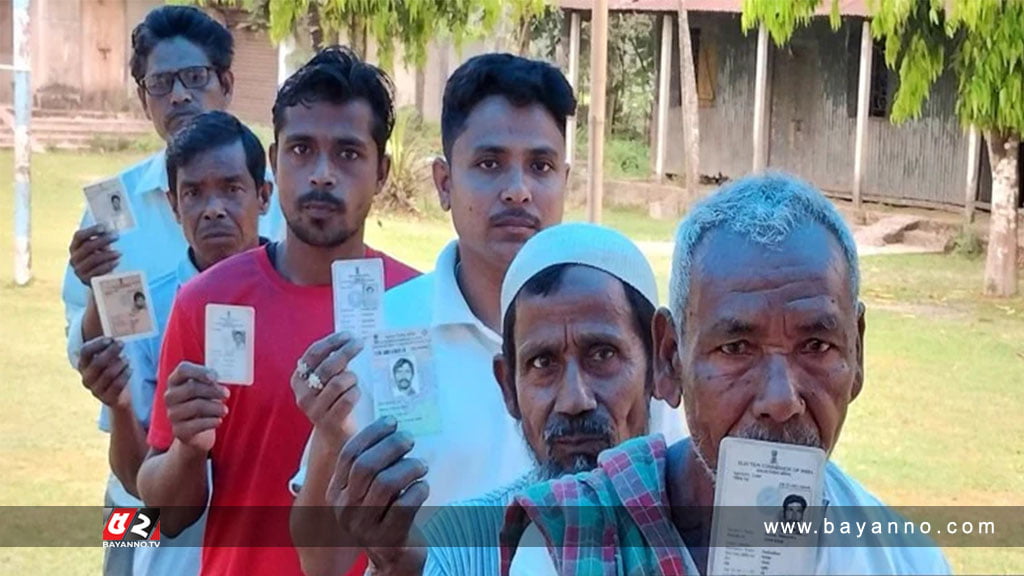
296, 359, 311, 380
307, 372, 323, 390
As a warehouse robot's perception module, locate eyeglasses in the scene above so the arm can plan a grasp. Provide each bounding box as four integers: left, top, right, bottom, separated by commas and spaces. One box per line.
140, 66, 216, 97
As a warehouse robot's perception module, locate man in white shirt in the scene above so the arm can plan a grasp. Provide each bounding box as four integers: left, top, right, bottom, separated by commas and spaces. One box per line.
287, 54, 688, 575
62, 7, 283, 576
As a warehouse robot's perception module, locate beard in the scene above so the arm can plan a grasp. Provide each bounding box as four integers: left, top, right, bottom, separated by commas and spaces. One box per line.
522, 412, 617, 481
287, 190, 359, 248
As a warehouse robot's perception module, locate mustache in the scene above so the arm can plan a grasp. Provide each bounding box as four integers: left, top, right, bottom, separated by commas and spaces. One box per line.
735, 421, 823, 449
298, 190, 345, 209
543, 412, 615, 445
489, 208, 540, 228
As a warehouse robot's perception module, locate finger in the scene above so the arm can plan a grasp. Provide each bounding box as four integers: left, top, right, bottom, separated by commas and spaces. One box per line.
297, 332, 358, 381
169, 362, 220, 388
362, 457, 429, 509
165, 380, 229, 407
166, 397, 228, 423
78, 337, 116, 370
323, 376, 361, 424
379, 480, 430, 545
69, 224, 108, 252
70, 233, 119, 264
342, 430, 416, 504
175, 418, 223, 441
303, 371, 358, 424
99, 362, 132, 404
327, 417, 399, 501
310, 338, 365, 386
76, 249, 121, 274
80, 340, 124, 389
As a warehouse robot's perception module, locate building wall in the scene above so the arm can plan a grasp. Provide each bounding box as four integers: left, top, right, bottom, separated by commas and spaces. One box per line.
666, 12, 757, 180
667, 14, 972, 208
229, 25, 279, 126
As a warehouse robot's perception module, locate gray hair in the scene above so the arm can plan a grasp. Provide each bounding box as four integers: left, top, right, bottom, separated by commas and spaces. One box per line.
668, 172, 860, 327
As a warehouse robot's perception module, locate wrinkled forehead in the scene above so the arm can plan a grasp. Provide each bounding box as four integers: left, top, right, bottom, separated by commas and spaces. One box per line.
146, 37, 213, 76
688, 223, 855, 324
513, 266, 634, 341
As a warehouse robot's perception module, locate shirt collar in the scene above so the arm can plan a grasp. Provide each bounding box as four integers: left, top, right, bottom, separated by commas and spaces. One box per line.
134, 149, 169, 196
429, 240, 502, 345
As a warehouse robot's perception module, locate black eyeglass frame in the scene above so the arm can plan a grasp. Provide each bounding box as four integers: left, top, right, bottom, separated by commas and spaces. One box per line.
139, 65, 220, 97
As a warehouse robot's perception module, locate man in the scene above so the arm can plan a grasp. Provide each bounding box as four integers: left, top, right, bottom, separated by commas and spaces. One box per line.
232, 330, 247, 351
63, 7, 284, 575
79, 110, 273, 576
392, 357, 417, 397
136, 46, 417, 576
410, 222, 680, 575
499, 173, 950, 575
782, 495, 808, 523
288, 53, 687, 575
111, 194, 123, 213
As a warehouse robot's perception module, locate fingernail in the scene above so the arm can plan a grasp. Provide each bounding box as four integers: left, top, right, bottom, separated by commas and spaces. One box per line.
208, 369, 219, 381
383, 415, 397, 428
97, 223, 108, 233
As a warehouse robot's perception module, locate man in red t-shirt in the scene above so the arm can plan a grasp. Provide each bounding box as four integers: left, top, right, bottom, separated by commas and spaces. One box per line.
137, 46, 418, 576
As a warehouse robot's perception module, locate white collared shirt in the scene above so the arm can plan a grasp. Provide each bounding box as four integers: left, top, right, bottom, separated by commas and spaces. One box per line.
291, 240, 688, 507
61, 150, 285, 368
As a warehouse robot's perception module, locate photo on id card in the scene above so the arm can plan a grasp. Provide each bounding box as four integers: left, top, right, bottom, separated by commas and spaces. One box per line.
91, 271, 157, 342
204, 304, 255, 386
84, 176, 136, 233
371, 329, 441, 437
331, 258, 384, 338
707, 437, 827, 576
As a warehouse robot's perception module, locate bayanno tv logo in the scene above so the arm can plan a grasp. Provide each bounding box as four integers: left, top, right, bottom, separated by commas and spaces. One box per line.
102, 508, 161, 549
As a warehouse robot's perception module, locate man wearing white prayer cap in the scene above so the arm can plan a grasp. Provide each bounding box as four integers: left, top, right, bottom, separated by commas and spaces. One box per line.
412, 222, 687, 575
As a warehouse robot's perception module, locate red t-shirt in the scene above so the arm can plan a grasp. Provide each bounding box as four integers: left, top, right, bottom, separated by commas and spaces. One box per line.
148, 245, 419, 576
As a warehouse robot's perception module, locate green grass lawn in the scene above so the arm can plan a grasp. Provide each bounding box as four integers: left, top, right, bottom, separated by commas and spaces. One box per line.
1, 151, 1022, 574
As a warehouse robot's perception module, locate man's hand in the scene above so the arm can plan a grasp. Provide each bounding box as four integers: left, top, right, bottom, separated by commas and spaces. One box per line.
327, 417, 429, 570
78, 337, 131, 409
291, 332, 364, 448
69, 224, 120, 286
164, 361, 229, 454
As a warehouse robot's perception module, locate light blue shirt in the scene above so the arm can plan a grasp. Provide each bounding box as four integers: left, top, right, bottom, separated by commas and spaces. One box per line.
61, 150, 285, 369
97, 254, 198, 432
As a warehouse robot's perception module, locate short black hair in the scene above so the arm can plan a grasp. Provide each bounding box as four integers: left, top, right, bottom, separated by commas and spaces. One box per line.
165, 111, 266, 194
130, 5, 233, 84
783, 495, 808, 510
441, 53, 576, 159
501, 264, 655, 386
133, 291, 145, 301
272, 45, 395, 160
393, 358, 415, 375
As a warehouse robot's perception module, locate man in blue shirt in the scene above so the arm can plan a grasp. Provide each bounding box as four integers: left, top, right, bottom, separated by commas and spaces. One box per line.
62, 7, 283, 575
79, 110, 274, 575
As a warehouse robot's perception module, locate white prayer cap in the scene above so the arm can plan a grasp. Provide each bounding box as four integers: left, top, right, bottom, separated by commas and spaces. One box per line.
500, 222, 659, 330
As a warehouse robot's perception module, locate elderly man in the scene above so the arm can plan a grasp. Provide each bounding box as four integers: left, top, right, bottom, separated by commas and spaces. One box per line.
499, 173, 951, 575
411, 222, 681, 575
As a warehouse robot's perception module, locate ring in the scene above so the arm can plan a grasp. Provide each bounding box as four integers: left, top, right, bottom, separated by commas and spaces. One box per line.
296, 359, 310, 380
307, 372, 323, 390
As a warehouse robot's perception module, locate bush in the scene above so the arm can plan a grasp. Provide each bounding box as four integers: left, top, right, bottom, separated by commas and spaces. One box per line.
379, 107, 434, 214
950, 228, 984, 259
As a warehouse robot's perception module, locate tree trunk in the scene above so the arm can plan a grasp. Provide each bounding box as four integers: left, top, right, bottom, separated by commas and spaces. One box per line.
414, 65, 426, 118
982, 131, 1020, 297
677, 4, 700, 200
308, 4, 325, 51
518, 16, 532, 56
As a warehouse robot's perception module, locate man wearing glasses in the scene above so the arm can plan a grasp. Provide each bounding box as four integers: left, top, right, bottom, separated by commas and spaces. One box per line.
60, 6, 284, 576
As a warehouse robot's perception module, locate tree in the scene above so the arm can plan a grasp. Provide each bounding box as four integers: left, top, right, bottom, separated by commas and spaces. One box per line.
871, 0, 1022, 296
678, 1, 701, 199
742, 0, 1023, 297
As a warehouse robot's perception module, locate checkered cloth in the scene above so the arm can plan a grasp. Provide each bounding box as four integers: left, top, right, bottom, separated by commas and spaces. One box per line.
498, 434, 687, 575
